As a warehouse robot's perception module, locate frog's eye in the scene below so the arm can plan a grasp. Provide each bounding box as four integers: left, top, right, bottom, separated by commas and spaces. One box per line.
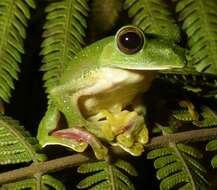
116, 26, 144, 54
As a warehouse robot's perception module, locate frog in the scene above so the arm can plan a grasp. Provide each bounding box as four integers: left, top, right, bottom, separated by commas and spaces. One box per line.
37, 25, 185, 159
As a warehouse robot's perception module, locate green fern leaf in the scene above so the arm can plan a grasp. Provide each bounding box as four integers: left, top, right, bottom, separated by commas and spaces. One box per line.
40, 0, 88, 94
0, 0, 35, 103
147, 147, 174, 159
115, 159, 138, 176
0, 114, 46, 165
206, 139, 217, 168
206, 139, 217, 151
1, 175, 66, 190
147, 143, 208, 190
1, 178, 36, 190
193, 106, 217, 127
159, 171, 189, 190
173, 109, 194, 122
156, 162, 183, 180
124, 0, 180, 41
42, 175, 66, 190
77, 160, 106, 173
177, 144, 203, 159
77, 159, 137, 190
210, 155, 217, 168
176, 0, 217, 74
154, 155, 179, 169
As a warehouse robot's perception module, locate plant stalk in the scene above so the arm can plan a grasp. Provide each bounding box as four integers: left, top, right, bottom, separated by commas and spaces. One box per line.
0, 127, 217, 185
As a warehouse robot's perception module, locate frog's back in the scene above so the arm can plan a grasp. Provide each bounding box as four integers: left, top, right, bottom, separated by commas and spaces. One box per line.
59, 36, 114, 85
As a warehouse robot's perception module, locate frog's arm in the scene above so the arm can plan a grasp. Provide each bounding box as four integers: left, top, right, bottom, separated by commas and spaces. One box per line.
37, 104, 108, 159
37, 104, 88, 152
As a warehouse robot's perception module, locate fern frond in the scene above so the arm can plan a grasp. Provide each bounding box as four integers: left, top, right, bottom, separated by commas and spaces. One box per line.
176, 0, 217, 74
40, 0, 88, 93
1, 175, 66, 190
1, 178, 35, 190
77, 159, 137, 190
173, 108, 194, 122
124, 0, 180, 41
0, 0, 35, 103
89, 0, 122, 36
206, 139, 217, 168
147, 143, 208, 190
42, 175, 66, 190
0, 114, 46, 165
193, 106, 217, 127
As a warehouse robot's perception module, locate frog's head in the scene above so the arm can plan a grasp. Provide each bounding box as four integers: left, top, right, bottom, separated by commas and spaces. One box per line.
100, 25, 186, 70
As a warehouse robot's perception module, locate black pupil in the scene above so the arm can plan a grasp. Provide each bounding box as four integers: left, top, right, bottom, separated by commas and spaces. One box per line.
120, 31, 142, 50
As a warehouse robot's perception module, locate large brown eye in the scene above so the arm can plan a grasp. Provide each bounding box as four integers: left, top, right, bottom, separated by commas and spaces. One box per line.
116, 26, 144, 54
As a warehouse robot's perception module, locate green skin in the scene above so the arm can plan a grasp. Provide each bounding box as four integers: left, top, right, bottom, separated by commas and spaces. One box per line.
37, 26, 185, 159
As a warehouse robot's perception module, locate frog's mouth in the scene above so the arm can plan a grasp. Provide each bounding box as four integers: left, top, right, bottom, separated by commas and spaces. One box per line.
114, 63, 185, 71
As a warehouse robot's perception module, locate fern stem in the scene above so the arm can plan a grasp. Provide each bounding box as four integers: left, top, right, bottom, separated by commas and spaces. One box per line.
108, 162, 116, 190
0, 153, 90, 185
0, 128, 217, 185
170, 143, 197, 190
34, 173, 42, 190
61, 0, 74, 74
144, 127, 217, 150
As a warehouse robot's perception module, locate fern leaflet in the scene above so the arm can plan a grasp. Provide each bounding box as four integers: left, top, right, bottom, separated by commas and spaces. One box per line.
176, 0, 217, 74
147, 143, 208, 190
173, 108, 194, 122
206, 139, 217, 168
1, 175, 66, 190
77, 159, 137, 190
124, 0, 180, 41
193, 106, 217, 127
40, 0, 88, 94
0, 0, 35, 103
0, 114, 46, 165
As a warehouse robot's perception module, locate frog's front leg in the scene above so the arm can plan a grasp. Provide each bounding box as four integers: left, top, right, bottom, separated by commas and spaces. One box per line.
37, 104, 88, 153
41, 88, 108, 159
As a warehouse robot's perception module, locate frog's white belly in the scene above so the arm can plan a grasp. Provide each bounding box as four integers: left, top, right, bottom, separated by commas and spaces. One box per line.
79, 67, 155, 117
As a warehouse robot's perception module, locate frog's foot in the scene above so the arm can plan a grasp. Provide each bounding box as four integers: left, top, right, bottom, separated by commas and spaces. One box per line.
87, 107, 149, 156
87, 106, 126, 141
51, 127, 108, 159
116, 112, 147, 147
136, 127, 149, 145
113, 142, 144, 156
89, 107, 149, 144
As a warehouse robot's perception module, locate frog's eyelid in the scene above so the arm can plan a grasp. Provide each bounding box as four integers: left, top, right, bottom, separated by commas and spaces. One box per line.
115, 26, 146, 55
